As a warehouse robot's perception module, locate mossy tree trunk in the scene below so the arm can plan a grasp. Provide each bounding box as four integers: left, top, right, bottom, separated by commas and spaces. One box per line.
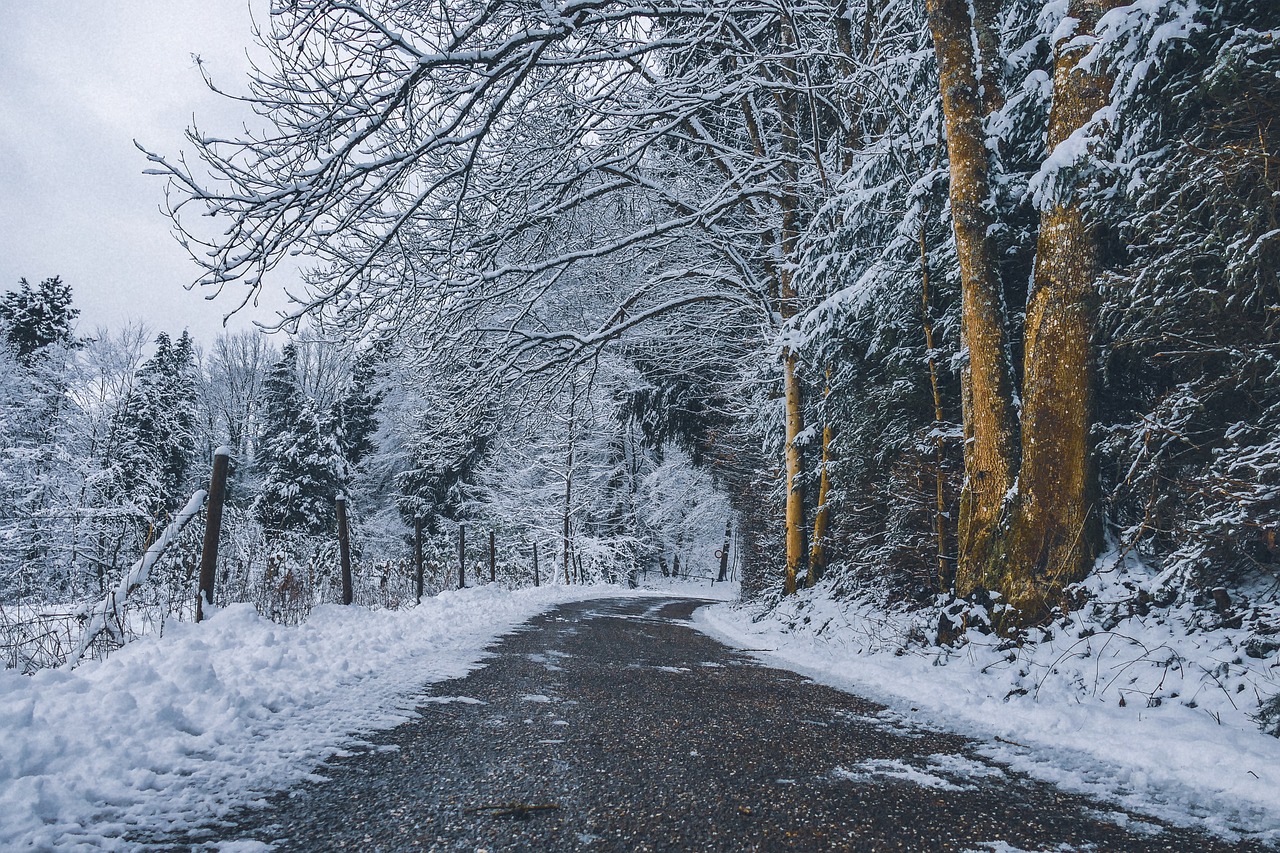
928, 0, 1124, 622
808, 373, 834, 588
925, 0, 1019, 598
778, 17, 809, 597
1002, 0, 1123, 619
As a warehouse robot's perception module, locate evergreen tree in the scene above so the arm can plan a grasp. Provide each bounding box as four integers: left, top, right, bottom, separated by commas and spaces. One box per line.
255, 343, 344, 536
114, 332, 199, 527
0, 278, 83, 596
164, 331, 199, 500
335, 348, 383, 469
0, 276, 79, 365
318, 404, 352, 493
1094, 0, 1280, 593
386, 359, 496, 531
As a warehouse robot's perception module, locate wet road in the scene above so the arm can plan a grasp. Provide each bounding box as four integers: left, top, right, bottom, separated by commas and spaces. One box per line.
164, 597, 1266, 851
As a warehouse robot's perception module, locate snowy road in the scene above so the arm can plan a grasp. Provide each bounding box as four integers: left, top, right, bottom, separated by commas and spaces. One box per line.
148, 597, 1264, 852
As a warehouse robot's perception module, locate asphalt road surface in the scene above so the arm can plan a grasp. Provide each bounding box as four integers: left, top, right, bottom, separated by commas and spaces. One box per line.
154, 596, 1270, 851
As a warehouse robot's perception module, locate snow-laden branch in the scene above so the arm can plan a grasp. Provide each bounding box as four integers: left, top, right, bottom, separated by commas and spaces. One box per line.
144, 0, 848, 346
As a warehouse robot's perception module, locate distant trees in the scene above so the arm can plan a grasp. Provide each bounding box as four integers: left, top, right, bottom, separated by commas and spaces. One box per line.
202, 330, 274, 464
334, 347, 383, 470
0, 269, 729, 609
0, 276, 83, 597
0, 274, 396, 604
144, 0, 854, 598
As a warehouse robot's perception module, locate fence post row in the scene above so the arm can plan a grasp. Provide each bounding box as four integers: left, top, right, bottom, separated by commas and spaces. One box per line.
336, 494, 353, 606
489, 530, 496, 583
533, 540, 539, 587
458, 524, 466, 589
196, 447, 231, 623
414, 516, 425, 603
717, 519, 732, 583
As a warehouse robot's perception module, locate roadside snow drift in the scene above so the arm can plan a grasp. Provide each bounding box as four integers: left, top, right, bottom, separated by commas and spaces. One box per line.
0, 584, 641, 850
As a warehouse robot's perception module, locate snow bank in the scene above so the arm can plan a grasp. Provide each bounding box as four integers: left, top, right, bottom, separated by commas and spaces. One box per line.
0, 584, 643, 850
693, 582, 1280, 845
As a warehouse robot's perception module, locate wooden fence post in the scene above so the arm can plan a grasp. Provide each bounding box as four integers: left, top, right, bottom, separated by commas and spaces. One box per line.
717, 519, 731, 583
337, 494, 353, 605
196, 447, 231, 623
489, 530, 496, 583
414, 516, 424, 603
458, 524, 466, 589
533, 540, 540, 587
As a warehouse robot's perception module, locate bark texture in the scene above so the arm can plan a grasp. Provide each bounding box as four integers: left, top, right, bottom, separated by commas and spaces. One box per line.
925, 0, 1019, 597
1003, 0, 1122, 618
972, 0, 1006, 115
808, 374, 834, 588
779, 16, 809, 596
783, 351, 807, 595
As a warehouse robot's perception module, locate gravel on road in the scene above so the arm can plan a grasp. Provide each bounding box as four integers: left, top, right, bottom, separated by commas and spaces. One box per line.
148, 596, 1269, 851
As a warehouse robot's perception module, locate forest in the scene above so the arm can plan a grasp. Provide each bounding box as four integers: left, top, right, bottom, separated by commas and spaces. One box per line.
3, 0, 1279, 727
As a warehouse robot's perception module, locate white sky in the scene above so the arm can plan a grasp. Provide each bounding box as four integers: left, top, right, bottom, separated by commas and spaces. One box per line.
0, 1, 289, 344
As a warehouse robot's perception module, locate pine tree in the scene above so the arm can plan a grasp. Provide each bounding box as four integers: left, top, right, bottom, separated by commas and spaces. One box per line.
255, 343, 344, 536
0, 276, 79, 365
114, 332, 199, 528
336, 348, 383, 469
1094, 0, 1280, 593
164, 332, 199, 501
0, 278, 83, 597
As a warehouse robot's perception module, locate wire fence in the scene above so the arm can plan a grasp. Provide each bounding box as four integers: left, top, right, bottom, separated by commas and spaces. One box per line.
1, 466, 721, 673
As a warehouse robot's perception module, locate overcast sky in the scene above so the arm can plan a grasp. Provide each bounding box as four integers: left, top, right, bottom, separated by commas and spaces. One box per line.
0, 1, 288, 344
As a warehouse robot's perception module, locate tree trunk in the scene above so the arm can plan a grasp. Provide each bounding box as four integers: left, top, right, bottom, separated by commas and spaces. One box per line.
718, 519, 732, 583
808, 372, 834, 588
336, 494, 352, 606
925, 0, 1019, 597
1003, 0, 1121, 618
971, 0, 1006, 115
919, 219, 951, 592
458, 524, 466, 589
783, 351, 808, 595
778, 15, 810, 596
562, 393, 576, 586
414, 516, 424, 603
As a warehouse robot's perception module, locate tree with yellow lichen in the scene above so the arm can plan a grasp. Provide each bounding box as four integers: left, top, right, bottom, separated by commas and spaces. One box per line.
927, 0, 1128, 622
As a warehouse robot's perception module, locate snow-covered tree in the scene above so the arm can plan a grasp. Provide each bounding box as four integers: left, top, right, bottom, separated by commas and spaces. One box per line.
128, 0, 1280, 643
0, 276, 79, 365
335, 347, 383, 470
114, 332, 199, 530
254, 343, 345, 537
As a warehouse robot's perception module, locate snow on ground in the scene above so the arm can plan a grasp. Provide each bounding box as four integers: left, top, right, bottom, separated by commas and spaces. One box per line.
694, 571, 1280, 845
635, 574, 739, 602
0, 583, 655, 851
